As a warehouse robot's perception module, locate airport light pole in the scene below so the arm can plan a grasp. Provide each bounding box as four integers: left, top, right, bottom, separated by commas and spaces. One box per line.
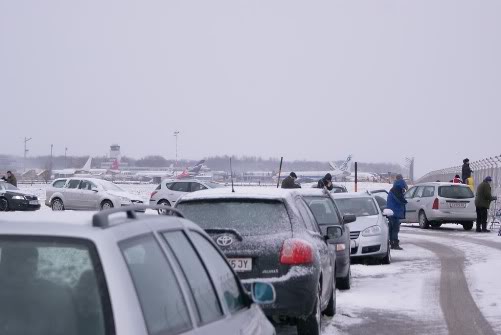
24, 137, 32, 173
174, 131, 180, 167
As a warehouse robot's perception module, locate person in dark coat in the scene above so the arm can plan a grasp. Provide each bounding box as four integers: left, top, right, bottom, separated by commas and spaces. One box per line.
386, 175, 408, 250
3, 171, 17, 187
475, 176, 497, 232
317, 173, 333, 191
281, 172, 301, 189
462, 158, 472, 183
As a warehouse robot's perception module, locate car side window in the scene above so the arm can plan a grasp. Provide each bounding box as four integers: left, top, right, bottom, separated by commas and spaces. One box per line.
53, 179, 67, 188
422, 186, 435, 197
414, 187, 424, 198
295, 198, 321, 233
190, 183, 207, 192
66, 180, 81, 189
120, 234, 192, 335
171, 182, 190, 193
79, 181, 94, 190
162, 231, 224, 325
189, 232, 248, 314
165, 183, 173, 190
405, 187, 416, 199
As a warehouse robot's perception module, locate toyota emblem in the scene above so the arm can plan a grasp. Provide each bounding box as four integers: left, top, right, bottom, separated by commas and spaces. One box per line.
216, 235, 234, 247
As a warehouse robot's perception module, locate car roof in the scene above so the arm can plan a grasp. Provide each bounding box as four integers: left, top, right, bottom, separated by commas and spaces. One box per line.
295, 188, 331, 197
330, 192, 376, 199
178, 186, 297, 202
412, 182, 470, 187
162, 179, 206, 183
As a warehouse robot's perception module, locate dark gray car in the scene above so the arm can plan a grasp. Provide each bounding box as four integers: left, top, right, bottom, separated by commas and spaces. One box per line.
298, 189, 354, 290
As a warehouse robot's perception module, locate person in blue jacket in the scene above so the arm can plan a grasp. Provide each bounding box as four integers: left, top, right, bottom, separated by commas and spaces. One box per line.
386, 175, 408, 250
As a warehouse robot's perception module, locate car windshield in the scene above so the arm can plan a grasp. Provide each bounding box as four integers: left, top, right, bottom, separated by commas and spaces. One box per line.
331, 187, 346, 193
439, 186, 474, 199
177, 200, 291, 235
205, 182, 225, 189
1, 182, 19, 191
99, 181, 125, 192
334, 197, 379, 217
0, 237, 111, 335
303, 196, 340, 225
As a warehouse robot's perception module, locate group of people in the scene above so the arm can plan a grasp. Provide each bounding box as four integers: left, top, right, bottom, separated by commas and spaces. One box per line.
280, 172, 336, 190
1, 171, 17, 187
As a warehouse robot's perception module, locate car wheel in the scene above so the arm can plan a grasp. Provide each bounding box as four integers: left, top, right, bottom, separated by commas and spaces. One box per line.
324, 275, 337, 315
418, 211, 430, 229
51, 198, 64, 211
297, 284, 322, 335
430, 222, 442, 229
100, 200, 114, 210
157, 200, 171, 215
337, 266, 351, 290
0, 197, 9, 212
463, 221, 474, 231
381, 241, 391, 265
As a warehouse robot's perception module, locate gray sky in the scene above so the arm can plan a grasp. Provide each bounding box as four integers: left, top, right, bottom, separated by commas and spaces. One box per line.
1, 0, 500, 177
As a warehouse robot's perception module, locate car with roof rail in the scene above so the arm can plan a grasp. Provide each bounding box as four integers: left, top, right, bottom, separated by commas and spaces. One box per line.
0, 205, 276, 335
331, 192, 391, 265
175, 187, 343, 335
0, 180, 41, 212
297, 188, 355, 290
401, 182, 477, 230
46, 178, 144, 211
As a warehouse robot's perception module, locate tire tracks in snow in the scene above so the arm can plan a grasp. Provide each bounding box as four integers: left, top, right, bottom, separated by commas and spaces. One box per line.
408, 238, 496, 335
402, 228, 501, 251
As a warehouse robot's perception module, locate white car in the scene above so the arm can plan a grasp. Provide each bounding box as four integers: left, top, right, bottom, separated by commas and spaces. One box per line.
149, 179, 225, 208
331, 192, 391, 264
46, 178, 144, 211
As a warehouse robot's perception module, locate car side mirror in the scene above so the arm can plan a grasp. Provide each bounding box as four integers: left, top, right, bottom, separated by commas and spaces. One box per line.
343, 214, 357, 224
251, 282, 276, 304
383, 209, 394, 217
325, 225, 343, 241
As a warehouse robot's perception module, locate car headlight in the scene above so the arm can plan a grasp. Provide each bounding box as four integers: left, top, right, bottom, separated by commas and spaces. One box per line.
361, 225, 382, 237
119, 196, 132, 204
336, 243, 346, 251
12, 195, 25, 200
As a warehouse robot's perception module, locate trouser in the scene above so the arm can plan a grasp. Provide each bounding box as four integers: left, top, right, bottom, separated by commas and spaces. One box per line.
388, 216, 401, 242
476, 207, 488, 231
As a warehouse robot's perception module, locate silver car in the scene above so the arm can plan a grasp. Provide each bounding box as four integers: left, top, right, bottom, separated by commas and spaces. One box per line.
150, 179, 225, 208
46, 178, 144, 211
331, 192, 391, 265
0, 206, 276, 335
401, 182, 477, 230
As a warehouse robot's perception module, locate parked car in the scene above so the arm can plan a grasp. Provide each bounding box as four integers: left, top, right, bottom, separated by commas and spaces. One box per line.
331, 192, 391, 265
401, 182, 477, 230
0, 181, 41, 212
369, 189, 390, 211
0, 206, 276, 335
176, 187, 341, 335
149, 179, 225, 209
46, 178, 144, 211
298, 188, 355, 290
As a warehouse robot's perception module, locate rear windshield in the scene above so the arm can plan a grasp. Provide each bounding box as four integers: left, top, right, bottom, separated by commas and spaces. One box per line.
177, 200, 291, 235
334, 197, 379, 217
331, 187, 346, 194
438, 186, 474, 199
303, 196, 340, 225
1, 182, 19, 191
99, 181, 125, 192
0, 237, 112, 335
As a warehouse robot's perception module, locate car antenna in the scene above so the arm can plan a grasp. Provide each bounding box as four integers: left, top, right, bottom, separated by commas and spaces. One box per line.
230, 157, 235, 193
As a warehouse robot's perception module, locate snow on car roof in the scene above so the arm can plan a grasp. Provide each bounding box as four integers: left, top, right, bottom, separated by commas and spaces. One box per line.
295, 188, 330, 197
330, 192, 376, 199
178, 186, 298, 202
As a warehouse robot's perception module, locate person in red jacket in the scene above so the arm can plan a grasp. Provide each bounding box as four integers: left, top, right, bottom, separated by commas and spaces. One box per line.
452, 175, 463, 184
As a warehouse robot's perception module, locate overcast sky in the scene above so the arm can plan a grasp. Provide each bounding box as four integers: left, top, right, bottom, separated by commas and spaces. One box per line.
1, 1, 500, 177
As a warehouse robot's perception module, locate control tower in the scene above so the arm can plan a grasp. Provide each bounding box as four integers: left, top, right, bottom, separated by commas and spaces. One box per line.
110, 144, 121, 161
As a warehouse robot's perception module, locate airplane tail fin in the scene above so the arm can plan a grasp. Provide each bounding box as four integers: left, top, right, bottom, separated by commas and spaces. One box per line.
329, 162, 339, 171
82, 157, 92, 171
339, 155, 353, 172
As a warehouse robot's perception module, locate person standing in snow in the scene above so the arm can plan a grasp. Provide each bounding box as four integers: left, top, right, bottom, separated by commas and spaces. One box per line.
317, 173, 334, 191
281, 172, 301, 189
386, 175, 408, 250
462, 158, 473, 183
475, 176, 497, 233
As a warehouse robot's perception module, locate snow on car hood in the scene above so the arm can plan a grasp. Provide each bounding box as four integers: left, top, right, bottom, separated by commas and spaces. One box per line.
347, 215, 381, 232
106, 190, 142, 201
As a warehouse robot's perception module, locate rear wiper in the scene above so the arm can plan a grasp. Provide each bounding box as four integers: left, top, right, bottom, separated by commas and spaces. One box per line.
204, 228, 244, 241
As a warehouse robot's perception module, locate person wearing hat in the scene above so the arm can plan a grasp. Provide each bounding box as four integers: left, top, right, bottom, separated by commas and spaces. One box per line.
462, 159, 473, 183
281, 172, 301, 189
475, 176, 497, 232
452, 175, 463, 184
317, 173, 334, 191
386, 175, 408, 250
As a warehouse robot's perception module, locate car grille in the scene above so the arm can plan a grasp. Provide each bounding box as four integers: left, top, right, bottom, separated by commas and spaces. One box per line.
350, 231, 360, 240
24, 196, 37, 201
131, 200, 143, 204
362, 245, 381, 254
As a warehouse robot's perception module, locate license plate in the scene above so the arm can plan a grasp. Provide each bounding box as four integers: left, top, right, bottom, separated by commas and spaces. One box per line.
228, 258, 252, 272
449, 202, 466, 208
29, 200, 39, 205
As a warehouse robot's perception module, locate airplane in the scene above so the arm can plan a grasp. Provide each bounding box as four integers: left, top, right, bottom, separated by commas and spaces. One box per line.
329, 156, 379, 182
53, 157, 107, 178
278, 156, 353, 181
176, 160, 206, 179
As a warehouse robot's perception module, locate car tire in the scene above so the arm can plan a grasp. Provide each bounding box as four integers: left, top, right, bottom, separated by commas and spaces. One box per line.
100, 200, 114, 210
430, 222, 442, 229
381, 241, 391, 265
418, 211, 430, 229
0, 197, 9, 212
324, 275, 337, 316
51, 198, 64, 211
157, 199, 171, 215
297, 284, 322, 335
463, 222, 474, 231
337, 266, 351, 290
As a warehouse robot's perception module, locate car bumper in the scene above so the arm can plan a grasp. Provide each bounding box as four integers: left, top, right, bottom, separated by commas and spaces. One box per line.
350, 235, 387, 258
427, 210, 477, 222
9, 200, 41, 211
242, 266, 319, 320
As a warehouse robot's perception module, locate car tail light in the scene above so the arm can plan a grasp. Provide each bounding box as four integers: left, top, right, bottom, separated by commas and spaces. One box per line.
150, 191, 157, 199
280, 239, 314, 265
432, 198, 439, 210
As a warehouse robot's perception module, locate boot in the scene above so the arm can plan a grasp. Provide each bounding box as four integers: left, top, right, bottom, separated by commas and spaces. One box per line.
390, 240, 395, 249
482, 223, 490, 233
393, 240, 403, 250
476, 223, 482, 232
